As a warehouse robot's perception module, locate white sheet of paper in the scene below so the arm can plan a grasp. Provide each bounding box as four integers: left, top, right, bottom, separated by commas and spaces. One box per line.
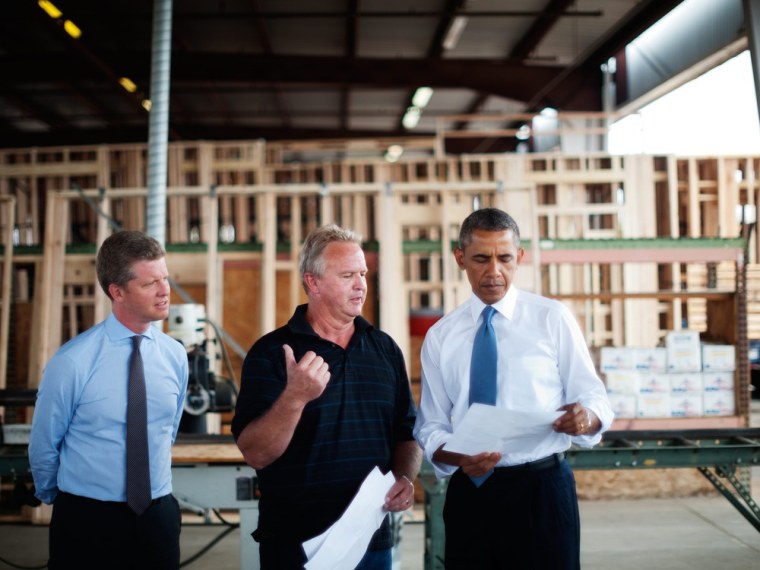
443, 403, 564, 455
302, 466, 396, 570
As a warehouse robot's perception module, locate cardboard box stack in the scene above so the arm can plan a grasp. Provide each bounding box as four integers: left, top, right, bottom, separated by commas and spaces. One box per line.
599, 331, 736, 419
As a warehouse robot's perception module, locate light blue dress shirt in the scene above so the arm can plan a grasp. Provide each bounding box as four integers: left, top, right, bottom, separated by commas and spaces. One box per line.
29, 313, 189, 504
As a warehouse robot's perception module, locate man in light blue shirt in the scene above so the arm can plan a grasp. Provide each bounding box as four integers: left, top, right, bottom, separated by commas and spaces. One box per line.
29, 231, 189, 570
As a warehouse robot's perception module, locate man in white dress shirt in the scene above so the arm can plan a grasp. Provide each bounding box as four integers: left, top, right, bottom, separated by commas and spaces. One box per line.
414, 208, 613, 569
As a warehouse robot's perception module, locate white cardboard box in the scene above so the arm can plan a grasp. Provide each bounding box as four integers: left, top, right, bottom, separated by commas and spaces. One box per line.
604, 370, 641, 394
608, 394, 637, 418
600, 346, 637, 371
637, 394, 671, 418
638, 373, 670, 394
702, 371, 735, 392
703, 391, 736, 416
634, 347, 667, 372
1, 423, 32, 445
666, 330, 702, 372
670, 393, 704, 417
701, 344, 736, 371
668, 372, 703, 393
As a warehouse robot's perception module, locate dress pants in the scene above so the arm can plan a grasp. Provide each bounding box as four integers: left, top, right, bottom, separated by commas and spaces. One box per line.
48, 491, 181, 570
443, 459, 581, 570
258, 534, 391, 570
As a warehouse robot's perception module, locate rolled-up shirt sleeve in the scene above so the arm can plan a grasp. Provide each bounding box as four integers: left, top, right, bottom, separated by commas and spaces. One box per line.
413, 330, 459, 479
556, 304, 615, 447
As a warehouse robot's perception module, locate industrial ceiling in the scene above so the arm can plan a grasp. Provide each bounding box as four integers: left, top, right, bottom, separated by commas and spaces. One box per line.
1, 0, 690, 152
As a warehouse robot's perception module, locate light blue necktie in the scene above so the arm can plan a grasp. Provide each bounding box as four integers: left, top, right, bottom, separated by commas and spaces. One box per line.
468, 305, 497, 487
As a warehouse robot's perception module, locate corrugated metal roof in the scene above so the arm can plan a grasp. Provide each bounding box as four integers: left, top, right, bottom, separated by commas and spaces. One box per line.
0, 0, 729, 153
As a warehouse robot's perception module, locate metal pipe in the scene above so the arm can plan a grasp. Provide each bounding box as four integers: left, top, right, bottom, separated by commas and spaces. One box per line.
744, 0, 760, 140
146, 0, 173, 245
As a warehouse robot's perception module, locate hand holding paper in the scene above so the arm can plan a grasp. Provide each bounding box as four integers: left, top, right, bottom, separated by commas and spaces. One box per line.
443, 404, 564, 456
302, 466, 395, 570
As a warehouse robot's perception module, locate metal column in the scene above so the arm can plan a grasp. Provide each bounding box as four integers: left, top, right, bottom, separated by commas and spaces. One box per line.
146, 0, 173, 244
743, 0, 760, 132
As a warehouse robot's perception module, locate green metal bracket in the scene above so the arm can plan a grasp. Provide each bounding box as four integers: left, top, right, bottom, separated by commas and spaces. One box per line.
421, 428, 760, 570
420, 472, 448, 570
698, 464, 760, 532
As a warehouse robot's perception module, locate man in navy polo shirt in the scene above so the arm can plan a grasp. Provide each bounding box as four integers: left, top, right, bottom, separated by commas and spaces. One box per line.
233, 224, 421, 569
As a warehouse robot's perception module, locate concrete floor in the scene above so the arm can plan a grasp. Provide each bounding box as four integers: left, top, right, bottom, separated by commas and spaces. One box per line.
2, 494, 759, 569
2, 402, 759, 569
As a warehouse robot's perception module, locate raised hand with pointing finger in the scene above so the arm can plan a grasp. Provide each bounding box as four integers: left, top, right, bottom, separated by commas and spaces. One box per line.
233, 225, 421, 568
281, 344, 331, 405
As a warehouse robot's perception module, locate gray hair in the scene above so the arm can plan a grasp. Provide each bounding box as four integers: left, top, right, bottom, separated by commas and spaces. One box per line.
299, 224, 362, 291
459, 208, 521, 249
96, 230, 166, 299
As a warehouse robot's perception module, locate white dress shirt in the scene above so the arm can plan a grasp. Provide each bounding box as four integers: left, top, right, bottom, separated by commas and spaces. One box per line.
414, 286, 614, 479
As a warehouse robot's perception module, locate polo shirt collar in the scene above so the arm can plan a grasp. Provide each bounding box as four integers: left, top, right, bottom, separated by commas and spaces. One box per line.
288, 303, 374, 337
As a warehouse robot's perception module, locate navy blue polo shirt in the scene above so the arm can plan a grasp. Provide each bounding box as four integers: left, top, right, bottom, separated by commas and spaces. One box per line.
232, 304, 417, 548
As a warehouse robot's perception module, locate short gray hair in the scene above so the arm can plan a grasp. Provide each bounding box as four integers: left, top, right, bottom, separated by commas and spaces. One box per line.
299, 224, 362, 291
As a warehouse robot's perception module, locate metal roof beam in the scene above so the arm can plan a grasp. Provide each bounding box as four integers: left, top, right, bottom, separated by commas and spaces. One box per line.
394, 0, 466, 131
248, 0, 291, 128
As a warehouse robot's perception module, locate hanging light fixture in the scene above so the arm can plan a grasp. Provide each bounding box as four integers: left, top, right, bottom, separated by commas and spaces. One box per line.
443, 16, 468, 51
402, 107, 422, 129
412, 87, 434, 109
38, 1, 62, 19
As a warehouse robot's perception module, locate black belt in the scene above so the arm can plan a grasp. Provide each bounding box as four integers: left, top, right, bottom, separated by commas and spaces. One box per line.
58, 491, 169, 507
494, 452, 565, 472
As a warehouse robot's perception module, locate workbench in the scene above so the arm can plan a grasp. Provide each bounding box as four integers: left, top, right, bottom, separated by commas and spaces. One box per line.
0, 435, 261, 570
420, 428, 760, 570
171, 436, 260, 570
5, 429, 760, 569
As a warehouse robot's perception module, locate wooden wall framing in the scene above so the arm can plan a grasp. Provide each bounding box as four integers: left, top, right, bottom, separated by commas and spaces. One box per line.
0, 196, 15, 403
1, 141, 758, 427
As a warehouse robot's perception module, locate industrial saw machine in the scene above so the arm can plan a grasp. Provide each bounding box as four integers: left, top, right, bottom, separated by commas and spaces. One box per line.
167, 303, 238, 435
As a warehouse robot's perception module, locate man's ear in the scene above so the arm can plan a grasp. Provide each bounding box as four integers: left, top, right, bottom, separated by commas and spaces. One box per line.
453, 248, 465, 270
303, 272, 318, 294
108, 282, 123, 302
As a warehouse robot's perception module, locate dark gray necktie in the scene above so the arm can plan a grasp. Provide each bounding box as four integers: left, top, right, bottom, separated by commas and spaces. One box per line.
127, 335, 151, 514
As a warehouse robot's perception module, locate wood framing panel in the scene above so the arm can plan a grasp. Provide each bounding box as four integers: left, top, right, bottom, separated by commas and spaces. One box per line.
1, 141, 757, 430
0, 196, 15, 396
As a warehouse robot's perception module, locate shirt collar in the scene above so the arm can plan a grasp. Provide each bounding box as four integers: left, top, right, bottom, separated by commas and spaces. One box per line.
288, 303, 374, 337
468, 285, 518, 323
105, 312, 158, 343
